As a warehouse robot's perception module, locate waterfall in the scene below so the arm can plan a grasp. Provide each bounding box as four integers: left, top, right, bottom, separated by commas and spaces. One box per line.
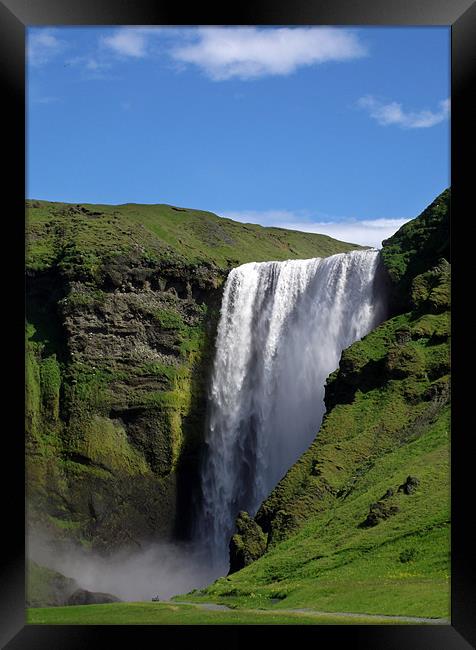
196, 249, 387, 568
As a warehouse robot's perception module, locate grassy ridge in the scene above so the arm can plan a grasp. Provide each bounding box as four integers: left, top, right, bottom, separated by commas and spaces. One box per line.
26, 200, 362, 274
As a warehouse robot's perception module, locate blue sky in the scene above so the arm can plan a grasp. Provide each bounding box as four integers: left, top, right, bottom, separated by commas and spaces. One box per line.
27, 26, 450, 248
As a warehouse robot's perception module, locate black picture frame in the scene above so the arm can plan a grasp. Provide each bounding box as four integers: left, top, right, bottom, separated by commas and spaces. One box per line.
2, 1, 474, 647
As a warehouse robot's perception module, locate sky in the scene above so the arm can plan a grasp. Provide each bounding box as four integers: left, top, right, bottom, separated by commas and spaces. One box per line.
27, 26, 450, 248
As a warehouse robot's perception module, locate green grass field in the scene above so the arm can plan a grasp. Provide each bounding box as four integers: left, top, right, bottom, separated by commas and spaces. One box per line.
26, 601, 433, 625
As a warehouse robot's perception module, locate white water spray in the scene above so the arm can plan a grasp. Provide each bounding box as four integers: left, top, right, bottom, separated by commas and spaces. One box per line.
196, 249, 387, 567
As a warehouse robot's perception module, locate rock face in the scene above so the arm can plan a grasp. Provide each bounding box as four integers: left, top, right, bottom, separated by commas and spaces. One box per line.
67, 589, 121, 606
360, 501, 400, 528
26, 258, 223, 550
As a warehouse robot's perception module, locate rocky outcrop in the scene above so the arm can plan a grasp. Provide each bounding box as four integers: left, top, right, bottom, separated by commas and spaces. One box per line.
67, 589, 121, 606
398, 475, 420, 495
360, 501, 400, 528
380, 188, 450, 315
27, 560, 121, 607
229, 511, 267, 574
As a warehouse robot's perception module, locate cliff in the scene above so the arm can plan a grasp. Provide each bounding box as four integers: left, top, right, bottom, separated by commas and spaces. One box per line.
25, 200, 361, 552
184, 189, 451, 618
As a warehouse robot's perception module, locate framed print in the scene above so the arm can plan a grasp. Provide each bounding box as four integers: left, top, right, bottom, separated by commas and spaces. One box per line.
1, 0, 475, 647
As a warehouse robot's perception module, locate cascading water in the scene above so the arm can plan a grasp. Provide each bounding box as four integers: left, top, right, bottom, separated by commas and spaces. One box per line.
196, 249, 387, 570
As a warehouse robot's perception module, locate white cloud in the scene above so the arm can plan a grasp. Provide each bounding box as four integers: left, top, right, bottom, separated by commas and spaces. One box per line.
28, 30, 64, 66
85, 58, 110, 71
64, 56, 113, 80
66, 56, 112, 71
224, 209, 313, 225
283, 217, 411, 248
358, 95, 450, 129
30, 26, 365, 79
101, 29, 148, 58
219, 210, 411, 249
171, 27, 367, 80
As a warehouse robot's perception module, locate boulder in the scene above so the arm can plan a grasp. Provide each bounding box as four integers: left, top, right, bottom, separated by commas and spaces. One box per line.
360, 500, 400, 528
67, 588, 121, 606
398, 476, 420, 495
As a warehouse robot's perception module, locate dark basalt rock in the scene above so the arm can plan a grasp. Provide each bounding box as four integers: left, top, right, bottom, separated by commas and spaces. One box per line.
398, 475, 420, 495
67, 588, 121, 606
360, 500, 400, 528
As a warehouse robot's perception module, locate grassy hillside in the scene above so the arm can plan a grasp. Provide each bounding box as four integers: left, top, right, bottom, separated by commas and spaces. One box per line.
26, 200, 361, 274
178, 189, 450, 619
180, 405, 449, 618
25, 199, 360, 552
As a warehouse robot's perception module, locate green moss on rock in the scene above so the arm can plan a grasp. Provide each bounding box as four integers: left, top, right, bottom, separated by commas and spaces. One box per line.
229, 511, 268, 574
39, 355, 61, 421
75, 415, 150, 475
381, 189, 449, 290
386, 342, 426, 379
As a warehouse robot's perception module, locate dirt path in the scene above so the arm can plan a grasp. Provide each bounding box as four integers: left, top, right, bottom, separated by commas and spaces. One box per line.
169, 601, 449, 624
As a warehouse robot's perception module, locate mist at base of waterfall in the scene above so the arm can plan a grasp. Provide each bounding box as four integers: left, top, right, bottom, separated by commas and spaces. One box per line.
28, 528, 227, 602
